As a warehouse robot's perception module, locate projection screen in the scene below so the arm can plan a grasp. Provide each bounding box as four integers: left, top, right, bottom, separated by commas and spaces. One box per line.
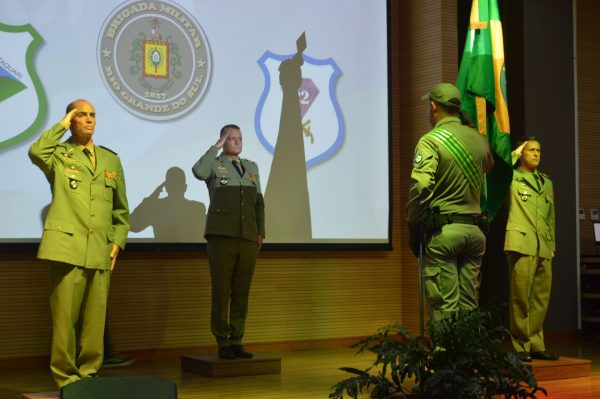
0, 0, 389, 246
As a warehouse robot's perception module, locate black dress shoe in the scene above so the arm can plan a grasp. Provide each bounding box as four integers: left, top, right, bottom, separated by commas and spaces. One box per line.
531, 351, 559, 361
516, 352, 532, 362
231, 345, 253, 358
218, 346, 236, 359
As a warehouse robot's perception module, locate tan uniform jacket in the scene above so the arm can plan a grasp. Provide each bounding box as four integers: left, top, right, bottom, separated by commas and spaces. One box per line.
504, 168, 555, 259
28, 123, 130, 270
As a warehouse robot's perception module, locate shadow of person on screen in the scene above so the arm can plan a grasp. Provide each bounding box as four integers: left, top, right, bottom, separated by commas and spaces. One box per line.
130, 166, 206, 242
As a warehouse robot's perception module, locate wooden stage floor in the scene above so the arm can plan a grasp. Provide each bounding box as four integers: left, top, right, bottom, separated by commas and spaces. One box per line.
3, 337, 600, 399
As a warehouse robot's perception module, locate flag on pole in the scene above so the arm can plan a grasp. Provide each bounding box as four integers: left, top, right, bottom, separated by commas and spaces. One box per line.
456, 0, 512, 221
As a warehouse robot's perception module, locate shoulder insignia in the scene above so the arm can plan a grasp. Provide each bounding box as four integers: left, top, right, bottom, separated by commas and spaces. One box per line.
539, 171, 551, 179
99, 145, 118, 155
242, 158, 257, 164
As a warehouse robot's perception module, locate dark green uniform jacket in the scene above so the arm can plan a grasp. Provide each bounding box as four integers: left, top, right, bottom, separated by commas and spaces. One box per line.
192, 146, 265, 241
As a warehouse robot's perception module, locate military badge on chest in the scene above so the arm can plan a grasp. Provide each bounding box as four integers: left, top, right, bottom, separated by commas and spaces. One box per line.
217, 162, 229, 185
519, 184, 530, 202
66, 162, 80, 190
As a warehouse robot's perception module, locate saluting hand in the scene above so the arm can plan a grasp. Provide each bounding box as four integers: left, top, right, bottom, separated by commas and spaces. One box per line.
511, 142, 527, 166
59, 108, 78, 130
215, 130, 230, 149
150, 182, 166, 198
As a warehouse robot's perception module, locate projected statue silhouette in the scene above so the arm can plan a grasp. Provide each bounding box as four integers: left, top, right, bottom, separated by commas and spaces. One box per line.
264, 33, 312, 242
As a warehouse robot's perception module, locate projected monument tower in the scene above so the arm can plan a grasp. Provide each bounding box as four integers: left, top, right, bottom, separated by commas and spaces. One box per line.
264, 33, 312, 242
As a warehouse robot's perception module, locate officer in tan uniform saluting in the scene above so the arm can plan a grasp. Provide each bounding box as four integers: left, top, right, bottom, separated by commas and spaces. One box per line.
505, 137, 558, 362
29, 99, 130, 388
192, 124, 265, 359
407, 83, 494, 321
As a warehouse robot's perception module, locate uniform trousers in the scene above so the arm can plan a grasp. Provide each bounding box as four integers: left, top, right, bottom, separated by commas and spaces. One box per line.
49, 262, 110, 388
423, 223, 485, 321
207, 236, 257, 347
507, 252, 552, 353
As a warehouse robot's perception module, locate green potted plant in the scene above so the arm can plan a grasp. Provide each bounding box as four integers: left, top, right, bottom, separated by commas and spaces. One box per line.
330, 306, 546, 399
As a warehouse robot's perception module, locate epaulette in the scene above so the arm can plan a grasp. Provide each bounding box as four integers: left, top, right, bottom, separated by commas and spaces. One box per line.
99, 145, 118, 155
243, 158, 257, 164
539, 171, 551, 179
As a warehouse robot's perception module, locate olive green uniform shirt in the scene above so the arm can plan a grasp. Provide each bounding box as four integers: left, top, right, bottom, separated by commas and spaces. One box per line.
407, 116, 494, 225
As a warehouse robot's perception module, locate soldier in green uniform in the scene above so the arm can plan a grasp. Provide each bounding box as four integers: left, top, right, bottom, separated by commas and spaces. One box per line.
28, 99, 130, 388
407, 83, 494, 321
192, 124, 265, 359
505, 137, 558, 362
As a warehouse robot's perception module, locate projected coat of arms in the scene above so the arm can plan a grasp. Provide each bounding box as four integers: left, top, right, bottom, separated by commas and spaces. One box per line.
0, 23, 46, 151
254, 51, 343, 168
97, 0, 211, 120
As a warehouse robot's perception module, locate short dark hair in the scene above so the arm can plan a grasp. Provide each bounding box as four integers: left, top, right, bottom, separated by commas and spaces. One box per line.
434, 101, 475, 128
220, 124, 240, 137
516, 136, 539, 147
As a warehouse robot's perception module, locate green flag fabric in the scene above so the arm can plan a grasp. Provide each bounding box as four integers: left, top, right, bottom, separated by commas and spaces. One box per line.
456, 0, 512, 221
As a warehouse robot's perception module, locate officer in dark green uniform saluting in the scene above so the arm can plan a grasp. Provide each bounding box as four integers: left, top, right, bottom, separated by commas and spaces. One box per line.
407, 83, 494, 321
192, 124, 265, 359
505, 137, 558, 362
29, 99, 130, 388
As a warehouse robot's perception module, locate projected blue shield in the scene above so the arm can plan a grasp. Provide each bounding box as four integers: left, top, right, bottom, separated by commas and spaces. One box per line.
254, 52, 343, 168
0, 23, 46, 151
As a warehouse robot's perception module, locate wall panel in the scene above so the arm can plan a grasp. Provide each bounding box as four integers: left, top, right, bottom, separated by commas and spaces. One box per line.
577, 0, 600, 256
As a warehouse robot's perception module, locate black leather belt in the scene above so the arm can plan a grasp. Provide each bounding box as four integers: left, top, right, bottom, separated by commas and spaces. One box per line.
438, 214, 480, 225
424, 213, 484, 233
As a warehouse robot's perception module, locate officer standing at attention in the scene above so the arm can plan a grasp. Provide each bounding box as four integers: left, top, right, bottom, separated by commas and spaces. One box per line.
407, 83, 494, 321
28, 99, 130, 388
505, 137, 558, 362
192, 124, 265, 359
